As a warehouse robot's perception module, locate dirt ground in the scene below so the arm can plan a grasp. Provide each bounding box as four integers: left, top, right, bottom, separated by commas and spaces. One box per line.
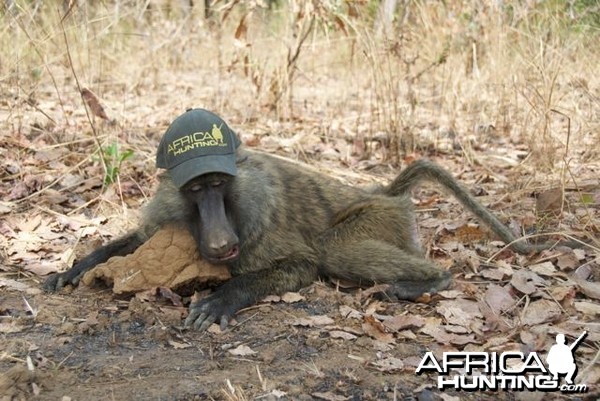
0, 283, 438, 400
0, 278, 581, 401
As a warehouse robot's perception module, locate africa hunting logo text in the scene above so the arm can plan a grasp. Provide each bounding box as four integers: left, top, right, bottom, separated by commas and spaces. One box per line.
416, 331, 588, 393
168, 123, 227, 156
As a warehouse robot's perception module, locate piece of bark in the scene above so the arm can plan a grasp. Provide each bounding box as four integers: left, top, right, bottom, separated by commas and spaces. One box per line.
82, 226, 231, 294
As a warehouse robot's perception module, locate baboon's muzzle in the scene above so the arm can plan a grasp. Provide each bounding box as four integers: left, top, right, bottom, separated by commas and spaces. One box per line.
198, 190, 240, 263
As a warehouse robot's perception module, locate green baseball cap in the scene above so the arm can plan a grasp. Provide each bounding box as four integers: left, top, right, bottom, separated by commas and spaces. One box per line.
156, 108, 241, 188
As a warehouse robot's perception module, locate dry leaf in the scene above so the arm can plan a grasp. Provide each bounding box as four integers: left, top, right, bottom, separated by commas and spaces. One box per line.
18, 214, 42, 232
444, 324, 469, 334
339, 305, 362, 320
573, 301, 600, 315
510, 269, 546, 295
528, 261, 556, 276
556, 251, 580, 271
371, 356, 404, 372
479, 260, 513, 281
437, 289, 463, 299
136, 287, 183, 306
548, 285, 576, 302
397, 330, 418, 340
329, 330, 357, 340
21, 259, 57, 276
7, 182, 32, 200
362, 315, 394, 344
281, 292, 305, 303
80, 88, 109, 120
234, 11, 251, 41
269, 390, 287, 398
455, 224, 487, 244
484, 284, 516, 314
0, 201, 14, 215
0, 322, 26, 333
382, 315, 425, 332
572, 248, 587, 260
168, 340, 192, 349
157, 287, 184, 306
364, 300, 385, 315
292, 315, 335, 327
570, 275, 600, 300
360, 284, 391, 299
228, 344, 256, 356
536, 188, 563, 213
521, 299, 561, 325
312, 392, 348, 401
261, 295, 281, 303
0, 278, 31, 292
480, 268, 508, 281
573, 264, 594, 281
455, 249, 481, 274
207, 324, 224, 334
435, 299, 482, 327
420, 317, 477, 345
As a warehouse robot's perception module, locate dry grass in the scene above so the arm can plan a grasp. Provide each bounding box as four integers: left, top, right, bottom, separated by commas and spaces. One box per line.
1, 0, 598, 201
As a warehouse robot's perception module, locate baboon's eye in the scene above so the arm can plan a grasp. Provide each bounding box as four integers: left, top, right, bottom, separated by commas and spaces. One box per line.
210, 180, 225, 188
188, 183, 202, 192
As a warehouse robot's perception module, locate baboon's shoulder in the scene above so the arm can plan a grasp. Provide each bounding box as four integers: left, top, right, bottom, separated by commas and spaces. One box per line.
239, 149, 361, 197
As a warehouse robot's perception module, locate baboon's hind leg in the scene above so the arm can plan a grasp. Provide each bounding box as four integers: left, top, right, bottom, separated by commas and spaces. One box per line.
321, 239, 452, 301
317, 196, 451, 300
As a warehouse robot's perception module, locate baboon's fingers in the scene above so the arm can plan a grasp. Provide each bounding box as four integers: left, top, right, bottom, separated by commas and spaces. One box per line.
42, 274, 62, 292
193, 313, 217, 331
377, 271, 453, 301
186, 309, 227, 332
43, 272, 75, 292
184, 304, 204, 327
185, 292, 237, 331
220, 315, 230, 331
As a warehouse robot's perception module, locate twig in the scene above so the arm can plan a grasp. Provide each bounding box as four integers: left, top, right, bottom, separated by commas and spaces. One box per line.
15, 149, 101, 203
8, 8, 67, 122
58, 6, 109, 187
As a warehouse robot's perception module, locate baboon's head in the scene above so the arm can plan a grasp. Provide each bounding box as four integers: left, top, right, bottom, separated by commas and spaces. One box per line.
182, 172, 240, 264
156, 108, 243, 264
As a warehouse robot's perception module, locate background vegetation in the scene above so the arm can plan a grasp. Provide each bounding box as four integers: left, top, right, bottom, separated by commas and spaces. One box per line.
3, 0, 599, 167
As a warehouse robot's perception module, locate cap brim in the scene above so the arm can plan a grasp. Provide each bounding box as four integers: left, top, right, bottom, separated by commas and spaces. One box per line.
168, 154, 237, 188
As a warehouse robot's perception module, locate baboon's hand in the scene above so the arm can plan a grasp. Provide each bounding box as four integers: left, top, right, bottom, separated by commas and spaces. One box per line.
184, 289, 241, 332
43, 270, 83, 292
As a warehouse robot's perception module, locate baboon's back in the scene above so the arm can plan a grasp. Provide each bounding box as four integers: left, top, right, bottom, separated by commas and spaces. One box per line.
227, 150, 366, 275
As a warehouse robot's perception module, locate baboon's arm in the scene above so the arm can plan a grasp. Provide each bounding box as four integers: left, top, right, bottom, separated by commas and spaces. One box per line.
43, 232, 145, 292
185, 250, 318, 331
44, 177, 189, 292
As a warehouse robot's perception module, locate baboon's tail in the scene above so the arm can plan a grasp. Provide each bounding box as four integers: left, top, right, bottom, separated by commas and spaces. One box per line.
385, 160, 534, 254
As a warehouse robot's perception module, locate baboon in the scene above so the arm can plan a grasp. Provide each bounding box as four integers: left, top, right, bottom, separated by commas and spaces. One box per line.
44, 109, 558, 331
